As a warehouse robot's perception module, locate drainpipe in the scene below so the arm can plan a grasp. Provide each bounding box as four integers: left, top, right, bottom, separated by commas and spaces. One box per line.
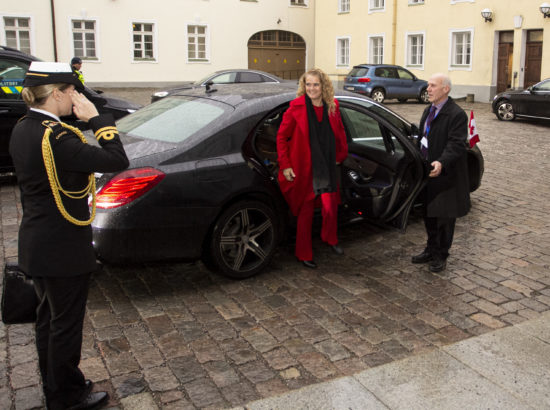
391, 0, 397, 64
50, 0, 58, 61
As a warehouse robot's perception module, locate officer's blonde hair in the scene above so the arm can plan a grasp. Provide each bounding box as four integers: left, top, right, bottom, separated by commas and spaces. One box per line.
22, 83, 71, 107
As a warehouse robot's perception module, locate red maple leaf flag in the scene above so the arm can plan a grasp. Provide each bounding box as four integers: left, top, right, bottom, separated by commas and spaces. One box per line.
468, 110, 480, 148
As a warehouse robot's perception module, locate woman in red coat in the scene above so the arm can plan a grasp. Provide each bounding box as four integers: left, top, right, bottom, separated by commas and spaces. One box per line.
277, 68, 348, 268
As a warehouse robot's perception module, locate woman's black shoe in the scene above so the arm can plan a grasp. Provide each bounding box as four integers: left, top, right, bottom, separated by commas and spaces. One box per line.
330, 244, 344, 255
302, 260, 317, 269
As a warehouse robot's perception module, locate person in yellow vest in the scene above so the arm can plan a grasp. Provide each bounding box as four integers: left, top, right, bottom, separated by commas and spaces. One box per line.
71, 57, 85, 85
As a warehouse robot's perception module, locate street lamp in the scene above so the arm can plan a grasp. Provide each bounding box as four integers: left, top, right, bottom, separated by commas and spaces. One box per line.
481, 8, 493, 22
540, 2, 550, 18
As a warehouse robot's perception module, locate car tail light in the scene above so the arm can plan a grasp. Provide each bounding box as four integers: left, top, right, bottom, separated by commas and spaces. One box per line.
358, 78, 371, 83
96, 167, 165, 209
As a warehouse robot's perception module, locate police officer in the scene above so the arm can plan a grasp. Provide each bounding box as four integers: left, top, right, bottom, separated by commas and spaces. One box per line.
71, 56, 85, 84
9, 62, 129, 409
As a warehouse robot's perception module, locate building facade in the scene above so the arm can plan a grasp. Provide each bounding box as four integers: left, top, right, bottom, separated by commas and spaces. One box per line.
2, 0, 549, 101
315, 0, 550, 101
1, 0, 315, 86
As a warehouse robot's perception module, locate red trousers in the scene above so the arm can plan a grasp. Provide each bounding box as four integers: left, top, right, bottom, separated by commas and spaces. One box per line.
295, 192, 339, 261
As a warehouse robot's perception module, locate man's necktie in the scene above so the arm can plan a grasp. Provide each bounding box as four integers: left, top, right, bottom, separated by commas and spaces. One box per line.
421, 105, 436, 159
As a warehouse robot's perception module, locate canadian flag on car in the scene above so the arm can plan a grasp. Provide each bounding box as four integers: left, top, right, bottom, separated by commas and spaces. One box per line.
468, 110, 480, 148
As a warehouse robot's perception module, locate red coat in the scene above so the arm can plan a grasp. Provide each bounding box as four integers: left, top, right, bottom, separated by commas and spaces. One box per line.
276, 95, 348, 216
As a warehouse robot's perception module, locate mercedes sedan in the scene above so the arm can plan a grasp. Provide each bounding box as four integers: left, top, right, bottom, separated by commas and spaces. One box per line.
492, 78, 550, 121
92, 84, 484, 279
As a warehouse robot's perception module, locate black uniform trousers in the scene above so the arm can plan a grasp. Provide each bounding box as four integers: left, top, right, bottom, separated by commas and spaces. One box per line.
423, 216, 456, 261
33, 272, 91, 409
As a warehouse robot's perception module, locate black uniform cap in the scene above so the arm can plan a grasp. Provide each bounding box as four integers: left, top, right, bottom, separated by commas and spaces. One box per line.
23, 62, 84, 91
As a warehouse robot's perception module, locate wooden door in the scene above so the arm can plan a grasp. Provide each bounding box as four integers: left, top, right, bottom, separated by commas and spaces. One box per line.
524, 42, 542, 88
497, 43, 513, 93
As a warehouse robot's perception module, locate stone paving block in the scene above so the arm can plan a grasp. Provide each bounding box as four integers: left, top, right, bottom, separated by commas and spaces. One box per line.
239, 360, 275, 384
143, 365, 179, 392
10, 361, 40, 389
80, 357, 110, 382
184, 377, 226, 408
204, 360, 240, 388
111, 372, 146, 399
297, 351, 339, 380
14, 385, 43, 410
119, 392, 159, 409
169, 355, 206, 384
262, 347, 298, 370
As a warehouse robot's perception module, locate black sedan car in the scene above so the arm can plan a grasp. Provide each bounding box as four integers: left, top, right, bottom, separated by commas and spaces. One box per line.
492, 78, 550, 121
150, 69, 296, 102
92, 84, 484, 279
0, 46, 142, 173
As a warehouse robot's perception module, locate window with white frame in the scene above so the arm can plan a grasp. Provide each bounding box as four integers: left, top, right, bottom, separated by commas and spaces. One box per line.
187, 25, 208, 61
408, 0, 424, 4
339, 0, 350, 13
72, 20, 96, 58
290, 0, 307, 6
406, 33, 424, 67
132, 23, 155, 60
4, 17, 31, 54
369, 36, 384, 64
369, 0, 385, 11
337, 37, 350, 66
450, 29, 473, 68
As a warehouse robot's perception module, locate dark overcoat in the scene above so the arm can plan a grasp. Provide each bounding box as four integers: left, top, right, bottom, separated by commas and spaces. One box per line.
419, 97, 470, 218
9, 110, 129, 277
276, 96, 348, 216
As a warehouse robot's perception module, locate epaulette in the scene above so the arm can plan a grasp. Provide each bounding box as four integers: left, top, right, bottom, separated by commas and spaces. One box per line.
42, 120, 70, 140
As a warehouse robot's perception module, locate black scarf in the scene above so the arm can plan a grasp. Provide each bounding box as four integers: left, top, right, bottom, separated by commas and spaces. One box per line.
305, 95, 337, 195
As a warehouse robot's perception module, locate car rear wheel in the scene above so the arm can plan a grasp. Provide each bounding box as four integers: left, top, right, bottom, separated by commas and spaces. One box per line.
496, 100, 515, 121
371, 88, 385, 103
209, 200, 278, 279
418, 88, 429, 103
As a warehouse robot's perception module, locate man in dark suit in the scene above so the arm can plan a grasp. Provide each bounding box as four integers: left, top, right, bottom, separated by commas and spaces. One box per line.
412, 73, 470, 273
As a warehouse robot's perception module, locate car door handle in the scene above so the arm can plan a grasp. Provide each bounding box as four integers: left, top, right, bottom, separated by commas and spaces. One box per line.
348, 170, 373, 185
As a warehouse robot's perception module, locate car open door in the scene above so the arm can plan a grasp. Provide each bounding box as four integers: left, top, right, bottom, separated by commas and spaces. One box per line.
337, 98, 427, 230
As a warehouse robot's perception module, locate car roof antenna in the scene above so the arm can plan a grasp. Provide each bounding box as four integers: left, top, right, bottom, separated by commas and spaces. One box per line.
205, 81, 217, 94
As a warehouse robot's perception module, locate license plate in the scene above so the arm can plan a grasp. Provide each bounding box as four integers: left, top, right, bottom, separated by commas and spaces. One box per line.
345, 86, 355, 91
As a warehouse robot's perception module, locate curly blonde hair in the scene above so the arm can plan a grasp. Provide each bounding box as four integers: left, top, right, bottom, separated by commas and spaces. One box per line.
296, 68, 336, 114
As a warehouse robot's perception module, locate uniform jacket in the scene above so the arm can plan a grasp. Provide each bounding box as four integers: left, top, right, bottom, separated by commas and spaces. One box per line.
419, 97, 470, 218
9, 110, 129, 277
276, 95, 348, 216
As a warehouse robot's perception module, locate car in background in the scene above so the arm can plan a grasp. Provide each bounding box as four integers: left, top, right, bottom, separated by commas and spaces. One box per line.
150, 69, 296, 102
344, 64, 429, 104
492, 78, 550, 121
91, 83, 484, 280
0, 46, 142, 173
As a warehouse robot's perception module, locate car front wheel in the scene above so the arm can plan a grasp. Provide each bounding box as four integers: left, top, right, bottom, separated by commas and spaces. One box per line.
371, 88, 385, 103
209, 200, 278, 279
419, 88, 429, 103
496, 100, 515, 121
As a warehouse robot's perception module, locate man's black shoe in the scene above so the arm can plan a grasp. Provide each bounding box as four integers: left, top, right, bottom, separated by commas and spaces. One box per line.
330, 244, 344, 255
411, 251, 433, 264
429, 259, 447, 273
67, 392, 109, 410
302, 260, 317, 269
84, 379, 93, 396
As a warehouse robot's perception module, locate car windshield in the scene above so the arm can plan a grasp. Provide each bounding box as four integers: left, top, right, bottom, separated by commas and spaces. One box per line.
117, 96, 228, 143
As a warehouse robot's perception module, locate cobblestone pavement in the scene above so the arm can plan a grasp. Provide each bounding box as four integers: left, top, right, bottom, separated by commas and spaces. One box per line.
1, 91, 550, 409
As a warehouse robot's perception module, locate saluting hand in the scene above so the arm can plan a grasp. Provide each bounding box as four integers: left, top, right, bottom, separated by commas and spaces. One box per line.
70, 90, 99, 122
283, 168, 295, 182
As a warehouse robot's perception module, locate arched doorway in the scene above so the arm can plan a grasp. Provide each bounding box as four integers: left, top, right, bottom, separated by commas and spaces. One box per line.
248, 30, 305, 80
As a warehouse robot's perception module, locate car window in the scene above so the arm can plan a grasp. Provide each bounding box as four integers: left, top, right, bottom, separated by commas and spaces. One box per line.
340, 106, 405, 155
397, 68, 414, 81
260, 74, 277, 83
116, 96, 229, 143
239, 72, 265, 83
348, 67, 369, 77
535, 80, 550, 91
0, 58, 29, 100
210, 73, 237, 84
